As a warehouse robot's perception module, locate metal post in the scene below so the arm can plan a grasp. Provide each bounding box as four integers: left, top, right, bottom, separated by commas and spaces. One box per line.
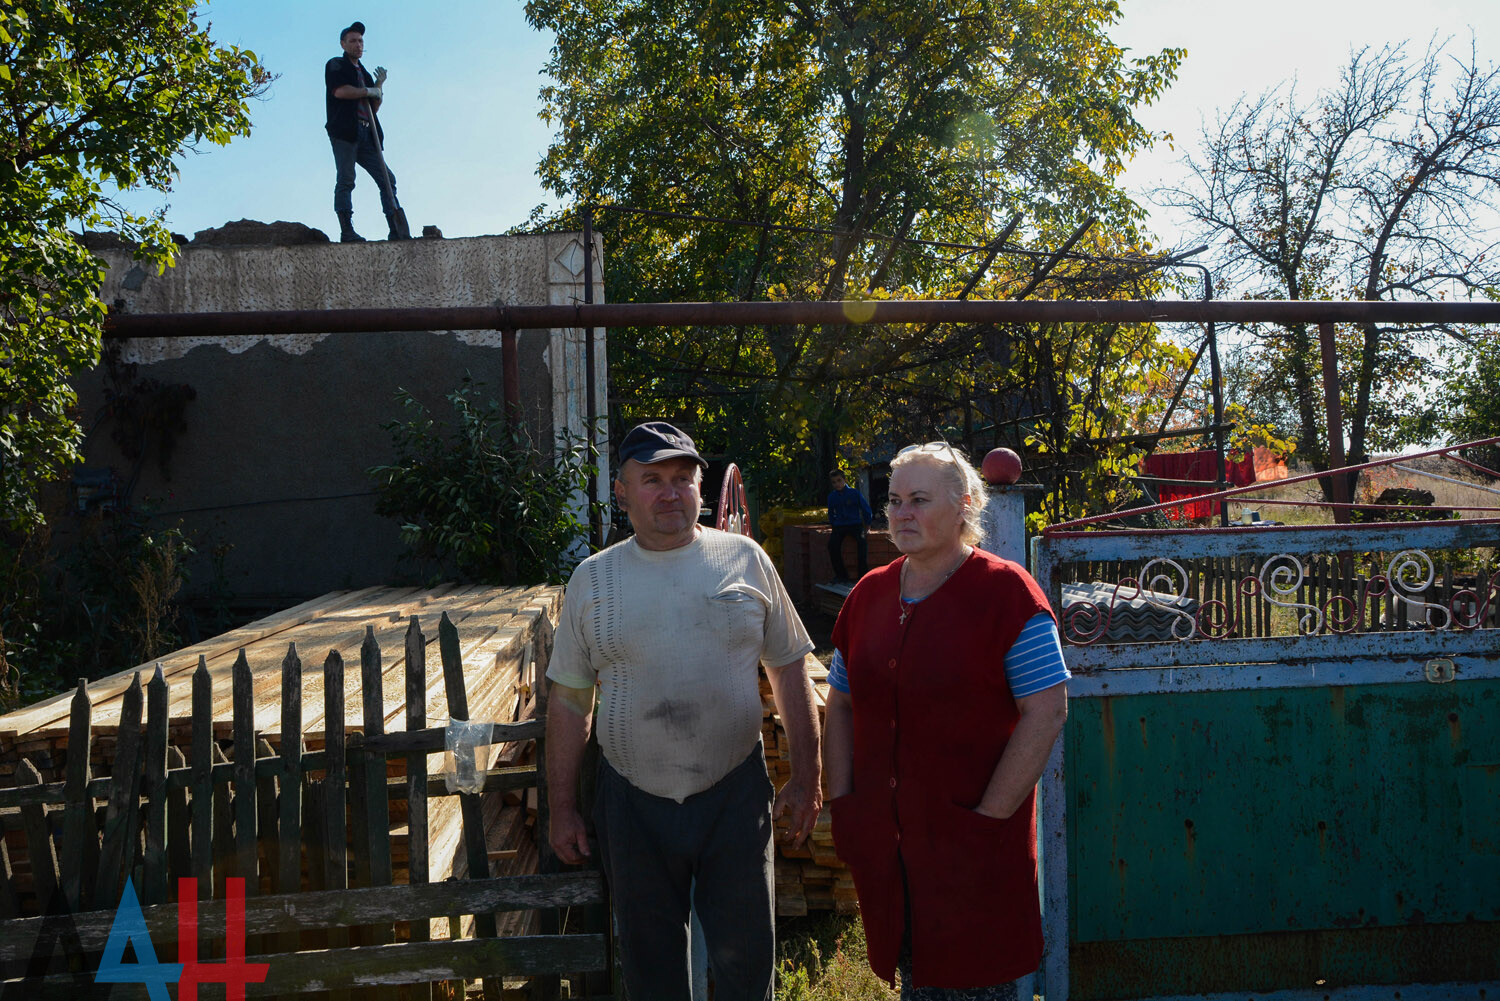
1197, 268, 1231, 528
1031, 533, 1069, 1001
1146, 261, 1229, 527
1317, 322, 1351, 524
1206, 321, 1230, 528
501, 328, 520, 426
582, 206, 602, 550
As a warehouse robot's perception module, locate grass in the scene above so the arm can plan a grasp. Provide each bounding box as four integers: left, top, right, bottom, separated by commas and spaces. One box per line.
776, 914, 897, 1001
1357, 456, 1500, 514
775, 914, 1045, 1000
1224, 455, 1500, 528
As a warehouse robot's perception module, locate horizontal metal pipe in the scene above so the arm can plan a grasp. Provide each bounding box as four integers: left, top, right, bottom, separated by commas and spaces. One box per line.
1132, 474, 1241, 489
102, 298, 1500, 338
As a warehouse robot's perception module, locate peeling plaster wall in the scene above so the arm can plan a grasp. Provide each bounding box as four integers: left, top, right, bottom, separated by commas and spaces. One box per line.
77, 233, 606, 600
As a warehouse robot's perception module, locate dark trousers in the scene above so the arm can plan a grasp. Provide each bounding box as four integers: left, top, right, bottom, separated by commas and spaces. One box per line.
827, 524, 868, 580
594, 744, 776, 1001
330, 123, 397, 217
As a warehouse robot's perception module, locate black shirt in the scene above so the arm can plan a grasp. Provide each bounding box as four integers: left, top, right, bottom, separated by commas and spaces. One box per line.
325, 54, 383, 145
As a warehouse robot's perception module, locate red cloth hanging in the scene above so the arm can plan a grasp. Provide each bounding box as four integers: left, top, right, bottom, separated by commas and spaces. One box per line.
1142, 450, 1255, 520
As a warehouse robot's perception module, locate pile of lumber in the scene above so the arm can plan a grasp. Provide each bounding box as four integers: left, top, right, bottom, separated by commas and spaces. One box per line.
415, 702, 543, 942
0, 583, 560, 897
761, 662, 858, 916
490, 683, 543, 938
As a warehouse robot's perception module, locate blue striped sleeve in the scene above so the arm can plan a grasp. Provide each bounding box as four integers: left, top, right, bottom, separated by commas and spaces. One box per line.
1004, 613, 1070, 698
828, 648, 850, 694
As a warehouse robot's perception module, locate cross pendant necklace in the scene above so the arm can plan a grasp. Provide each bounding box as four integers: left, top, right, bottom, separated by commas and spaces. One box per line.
897, 548, 969, 626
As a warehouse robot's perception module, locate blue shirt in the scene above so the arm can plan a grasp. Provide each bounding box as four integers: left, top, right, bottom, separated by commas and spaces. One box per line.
828, 485, 873, 527
829, 612, 1068, 698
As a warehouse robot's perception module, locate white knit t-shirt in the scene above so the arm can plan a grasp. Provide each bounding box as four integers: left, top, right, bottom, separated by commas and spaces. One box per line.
548, 527, 814, 801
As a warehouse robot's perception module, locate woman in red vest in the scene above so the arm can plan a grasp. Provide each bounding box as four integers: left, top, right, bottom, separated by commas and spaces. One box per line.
823, 442, 1069, 999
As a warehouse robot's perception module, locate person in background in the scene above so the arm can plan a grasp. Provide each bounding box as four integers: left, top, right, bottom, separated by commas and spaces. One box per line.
324, 20, 409, 242
546, 421, 823, 1001
822, 441, 1069, 1001
826, 467, 873, 583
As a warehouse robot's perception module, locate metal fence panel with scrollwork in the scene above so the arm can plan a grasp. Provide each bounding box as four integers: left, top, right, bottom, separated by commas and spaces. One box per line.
1032, 517, 1500, 1001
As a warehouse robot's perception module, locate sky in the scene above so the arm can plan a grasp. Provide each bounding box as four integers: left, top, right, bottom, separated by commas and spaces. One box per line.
117, 0, 1500, 255
114, 1, 559, 240
1112, 0, 1500, 242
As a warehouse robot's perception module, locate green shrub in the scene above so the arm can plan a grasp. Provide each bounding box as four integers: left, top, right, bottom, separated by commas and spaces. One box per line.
368, 381, 598, 585
73, 513, 194, 674
1, 504, 195, 707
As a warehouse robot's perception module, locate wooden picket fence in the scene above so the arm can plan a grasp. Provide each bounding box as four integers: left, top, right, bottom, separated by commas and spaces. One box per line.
0, 611, 609, 999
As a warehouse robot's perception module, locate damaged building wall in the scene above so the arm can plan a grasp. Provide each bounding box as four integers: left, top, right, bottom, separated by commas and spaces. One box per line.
77, 227, 606, 601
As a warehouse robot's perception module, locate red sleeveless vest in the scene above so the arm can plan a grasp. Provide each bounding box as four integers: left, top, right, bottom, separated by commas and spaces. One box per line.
829, 548, 1053, 988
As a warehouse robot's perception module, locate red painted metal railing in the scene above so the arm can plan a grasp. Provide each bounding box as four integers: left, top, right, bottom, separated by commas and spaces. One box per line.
1046, 435, 1500, 533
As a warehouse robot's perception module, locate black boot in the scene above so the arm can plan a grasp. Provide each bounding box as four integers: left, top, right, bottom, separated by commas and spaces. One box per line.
338, 211, 366, 243
385, 210, 412, 241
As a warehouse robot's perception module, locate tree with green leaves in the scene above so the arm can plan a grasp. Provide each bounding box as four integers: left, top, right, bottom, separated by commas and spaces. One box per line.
1162, 41, 1500, 486
1441, 332, 1500, 472
0, 0, 269, 534
0, 0, 267, 697
525, 0, 1185, 503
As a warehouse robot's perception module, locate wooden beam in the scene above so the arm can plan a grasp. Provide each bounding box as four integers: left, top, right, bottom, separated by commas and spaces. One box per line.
0, 872, 604, 960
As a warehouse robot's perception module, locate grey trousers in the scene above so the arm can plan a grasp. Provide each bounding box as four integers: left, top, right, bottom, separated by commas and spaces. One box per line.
594, 744, 776, 1001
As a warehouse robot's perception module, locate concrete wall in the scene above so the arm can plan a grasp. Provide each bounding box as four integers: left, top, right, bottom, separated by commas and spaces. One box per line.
77, 232, 606, 600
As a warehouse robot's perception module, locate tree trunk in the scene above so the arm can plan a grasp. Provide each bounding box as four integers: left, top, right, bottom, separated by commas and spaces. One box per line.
1284, 322, 1334, 499
1349, 320, 1380, 468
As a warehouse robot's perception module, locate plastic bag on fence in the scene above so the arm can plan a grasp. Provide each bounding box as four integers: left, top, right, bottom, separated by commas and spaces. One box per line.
442, 717, 492, 794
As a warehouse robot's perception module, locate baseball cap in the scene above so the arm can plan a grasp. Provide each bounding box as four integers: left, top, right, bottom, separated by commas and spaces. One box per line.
341, 21, 365, 40
618, 421, 708, 469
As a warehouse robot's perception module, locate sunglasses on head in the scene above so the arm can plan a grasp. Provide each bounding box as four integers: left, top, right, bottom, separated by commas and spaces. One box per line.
897, 440, 959, 461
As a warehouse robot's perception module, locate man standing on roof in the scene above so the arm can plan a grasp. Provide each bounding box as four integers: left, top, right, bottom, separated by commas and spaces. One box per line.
325, 20, 409, 243
546, 421, 823, 1001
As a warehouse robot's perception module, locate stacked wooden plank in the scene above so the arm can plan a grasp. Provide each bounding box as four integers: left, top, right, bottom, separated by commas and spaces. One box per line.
761, 662, 858, 916
0, 583, 561, 897
0, 586, 610, 999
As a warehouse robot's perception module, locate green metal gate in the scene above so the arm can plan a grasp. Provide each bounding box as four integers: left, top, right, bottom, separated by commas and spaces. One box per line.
1032, 518, 1500, 1001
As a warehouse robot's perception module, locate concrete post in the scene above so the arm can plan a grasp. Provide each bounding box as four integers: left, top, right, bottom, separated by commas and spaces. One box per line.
980, 486, 1029, 565
979, 446, 1030, 566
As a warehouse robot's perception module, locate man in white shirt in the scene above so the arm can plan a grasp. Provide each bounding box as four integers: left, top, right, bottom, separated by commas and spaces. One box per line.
546, 421, 822, 1001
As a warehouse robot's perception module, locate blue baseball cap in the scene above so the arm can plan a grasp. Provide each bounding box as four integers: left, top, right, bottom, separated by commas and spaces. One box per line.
617, 421, 708, 469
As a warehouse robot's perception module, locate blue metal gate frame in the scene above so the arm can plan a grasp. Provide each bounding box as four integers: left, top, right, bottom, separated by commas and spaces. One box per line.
1032, 517, 1500, 1001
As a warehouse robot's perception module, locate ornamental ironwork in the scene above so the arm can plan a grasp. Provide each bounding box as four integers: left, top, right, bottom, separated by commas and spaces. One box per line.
1061, 550, 1499, 646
